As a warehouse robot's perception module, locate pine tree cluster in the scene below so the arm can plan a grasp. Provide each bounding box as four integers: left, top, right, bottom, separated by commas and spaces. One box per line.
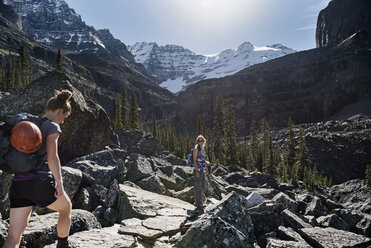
0, 47, 33, 92
151, 95, 332, 191
111, 86, 140, 130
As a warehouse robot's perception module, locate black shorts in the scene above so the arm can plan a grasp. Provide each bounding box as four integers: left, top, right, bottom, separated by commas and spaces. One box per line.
9, 175, 57, 208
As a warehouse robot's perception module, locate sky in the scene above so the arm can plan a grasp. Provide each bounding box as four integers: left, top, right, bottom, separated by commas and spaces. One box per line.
64, 0, 331, 55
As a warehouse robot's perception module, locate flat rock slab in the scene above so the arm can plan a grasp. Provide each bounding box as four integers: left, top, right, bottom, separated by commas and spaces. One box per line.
282, 209, 312, 230
299, 227, 371, 248
267, 238, 312, 248
44, 225, 136, 248
117, 184, 195, 220
118, 225, 163, 241
142, 216, 186, 235
23, 209, 101, 247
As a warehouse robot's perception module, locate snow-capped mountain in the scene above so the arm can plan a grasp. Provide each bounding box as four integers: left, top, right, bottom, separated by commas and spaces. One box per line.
128, 42, 296, 93
3, 0, 134, 61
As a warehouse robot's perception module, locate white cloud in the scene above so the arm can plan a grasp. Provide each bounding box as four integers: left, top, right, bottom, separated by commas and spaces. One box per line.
296, 24, 316, 31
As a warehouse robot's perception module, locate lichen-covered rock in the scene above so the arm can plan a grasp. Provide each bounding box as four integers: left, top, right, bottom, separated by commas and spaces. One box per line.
66, 150, 122, 188
298, 227, 371, 248
0, 220, 9, 247
281, 210, 312, 231
174, 192, 256, 248
316, 214, 349, 231
328, 179, 371, 214
22, 209, 101, 247
45, 224, 135, 248
273, 192, 299, 213
117, 184, 194, 221
304, 197, 329, 218
246, 192, 265, 208
0, 71, 117, 163
61, 166, 82, 200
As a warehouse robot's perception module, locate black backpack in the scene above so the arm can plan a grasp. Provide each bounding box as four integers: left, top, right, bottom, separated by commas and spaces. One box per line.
0, 113, 47, 174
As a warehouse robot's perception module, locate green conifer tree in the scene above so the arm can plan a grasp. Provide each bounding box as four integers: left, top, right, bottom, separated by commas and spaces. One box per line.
366, 164, 371, 187
286, 116, 296, 179
262, 119, 275, 176
152, 114, 158, 138
213, 95, 224, 164
115, 94, 123, 129
129, 93, 140, 129
121, 86, 129, 127
295, 126, 309, 181
223, 98, 239, 165
111, 96, 117, 129
56, 49, 63, 72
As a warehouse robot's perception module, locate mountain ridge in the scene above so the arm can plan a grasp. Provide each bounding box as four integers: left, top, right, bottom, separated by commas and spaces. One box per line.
128, 41, 296, 93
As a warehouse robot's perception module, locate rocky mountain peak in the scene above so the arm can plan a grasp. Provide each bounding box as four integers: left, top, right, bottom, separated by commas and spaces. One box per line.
3, 0, 136, 64
129, 41, 296, 93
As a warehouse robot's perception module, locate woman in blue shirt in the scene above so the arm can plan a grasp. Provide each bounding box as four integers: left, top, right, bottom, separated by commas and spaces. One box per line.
193, 134, 209, 210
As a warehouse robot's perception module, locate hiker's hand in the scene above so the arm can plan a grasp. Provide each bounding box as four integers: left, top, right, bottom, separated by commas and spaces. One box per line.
205, 169, 209, 176
55, 183, 65, 198
196, 171, 200, 177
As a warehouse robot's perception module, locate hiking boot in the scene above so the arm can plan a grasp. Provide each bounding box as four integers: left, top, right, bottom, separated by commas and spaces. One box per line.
56, 241, 77, 248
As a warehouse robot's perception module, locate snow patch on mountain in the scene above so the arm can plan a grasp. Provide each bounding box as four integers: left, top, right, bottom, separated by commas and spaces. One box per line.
128, 41, 296, 93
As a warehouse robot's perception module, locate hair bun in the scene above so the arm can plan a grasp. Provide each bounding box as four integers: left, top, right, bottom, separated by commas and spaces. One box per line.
56, 90, 72, 102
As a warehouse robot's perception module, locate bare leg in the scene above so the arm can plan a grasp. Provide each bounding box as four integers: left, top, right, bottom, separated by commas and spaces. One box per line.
47, 194, 72, 238
3, 206, 32, 248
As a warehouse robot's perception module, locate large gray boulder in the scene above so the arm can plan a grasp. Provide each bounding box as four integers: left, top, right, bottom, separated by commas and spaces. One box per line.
316, 214, 349, 231
66, 149, 125, 188
21, 209, 101, 247
0, 171, 12, 219
305, 196, 329, 218
174, 192, 256, 248
0, 71, 117, 163
332, 208, 371, 236
328, 179, 371, 214
266, 238, 312, 248
281, 209, 312, 231
125, 154, 154, 182
117, 184, 194, 221
61, 166, 82, 200
273, 192, 299, 213
298, 227, 371, 248
0, 220, 9, 247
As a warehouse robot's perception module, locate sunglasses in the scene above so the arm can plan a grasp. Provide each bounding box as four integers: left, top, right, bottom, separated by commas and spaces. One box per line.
197, 140, 204, 142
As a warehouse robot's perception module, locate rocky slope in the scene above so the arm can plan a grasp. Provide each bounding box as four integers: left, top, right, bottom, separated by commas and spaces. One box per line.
0, 71, 370, 248
272, 115, 371, 184
0, 0, 176, 111
128, 41, 296, 93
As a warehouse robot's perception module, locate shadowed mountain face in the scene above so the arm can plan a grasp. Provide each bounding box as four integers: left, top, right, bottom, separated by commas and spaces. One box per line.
175, 0, 371, 135
316, 0, 371, 48
176, 45, 371, 135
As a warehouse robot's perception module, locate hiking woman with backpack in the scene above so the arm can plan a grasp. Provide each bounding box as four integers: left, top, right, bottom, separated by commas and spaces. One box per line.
193, 134, 209, 211
3, 90, 73, 248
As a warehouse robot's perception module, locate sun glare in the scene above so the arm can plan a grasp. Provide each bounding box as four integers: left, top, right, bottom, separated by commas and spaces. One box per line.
202, 0, 215, 9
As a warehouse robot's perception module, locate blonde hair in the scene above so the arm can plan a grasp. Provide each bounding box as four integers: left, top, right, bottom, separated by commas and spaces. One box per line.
45, 90, 72, 114
194, 134, 206, 150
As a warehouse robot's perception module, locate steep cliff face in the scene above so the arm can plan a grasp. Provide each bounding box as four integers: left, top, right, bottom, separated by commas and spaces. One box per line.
176, 45, 371, 134
129, 42, 295, 93
3, 0, 135, 61
316, 0, 371, 48
0, 0, 22, 30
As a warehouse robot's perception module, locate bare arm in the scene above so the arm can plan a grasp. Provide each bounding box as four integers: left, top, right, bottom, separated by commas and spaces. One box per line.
46, 133, 64, 198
